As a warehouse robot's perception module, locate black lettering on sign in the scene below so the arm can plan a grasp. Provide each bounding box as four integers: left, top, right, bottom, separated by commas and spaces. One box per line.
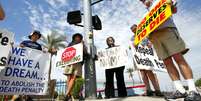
134, 55, 154, 67
0, 57, 7, 66
154, 59, 165, 69
0, 33, 9, 46
136, 46, 154, 56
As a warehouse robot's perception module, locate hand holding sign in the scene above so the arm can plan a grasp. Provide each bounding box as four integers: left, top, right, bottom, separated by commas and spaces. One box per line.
165, 0, 172, 4
134, 0, 172, 45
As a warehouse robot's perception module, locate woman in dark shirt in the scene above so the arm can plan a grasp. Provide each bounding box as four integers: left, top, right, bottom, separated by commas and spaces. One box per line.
104, 37, 127, 98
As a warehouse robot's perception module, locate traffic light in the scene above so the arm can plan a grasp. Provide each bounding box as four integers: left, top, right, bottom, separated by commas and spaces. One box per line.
67, 10, 82, 24
92, 15, 102, 30
67, 11, 102, 30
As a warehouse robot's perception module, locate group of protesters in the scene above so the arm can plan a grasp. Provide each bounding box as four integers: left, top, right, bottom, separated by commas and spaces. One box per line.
1, 0, 201, 101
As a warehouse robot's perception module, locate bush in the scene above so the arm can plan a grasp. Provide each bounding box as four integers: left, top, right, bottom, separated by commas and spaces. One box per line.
72, 77, 84, 99
195, 78, 201, 87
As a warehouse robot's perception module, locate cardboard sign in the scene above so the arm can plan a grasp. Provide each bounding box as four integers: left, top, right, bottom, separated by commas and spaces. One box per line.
0, 29, 14, 72
54, 43, 83, 68
130, 42, 166, 72
0, 46, 50, 95
96, 47, 128, 69
134, 0, 172, 45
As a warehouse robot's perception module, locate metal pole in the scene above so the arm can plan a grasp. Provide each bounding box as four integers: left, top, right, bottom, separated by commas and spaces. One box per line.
83, 0, 97, 99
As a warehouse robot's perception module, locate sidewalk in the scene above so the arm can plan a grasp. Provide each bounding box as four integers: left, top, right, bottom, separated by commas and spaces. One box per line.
84, 96, 184, 101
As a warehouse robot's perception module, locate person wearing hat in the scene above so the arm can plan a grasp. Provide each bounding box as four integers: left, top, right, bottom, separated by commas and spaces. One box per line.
130, 24, 163, 97
11, 31, 42, 101
63, 33, 87, 101
20, 30, 42, 51
137, 0, 201, 100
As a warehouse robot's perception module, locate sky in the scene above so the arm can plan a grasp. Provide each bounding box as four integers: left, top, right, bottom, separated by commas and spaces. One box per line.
1, 0, 201, 91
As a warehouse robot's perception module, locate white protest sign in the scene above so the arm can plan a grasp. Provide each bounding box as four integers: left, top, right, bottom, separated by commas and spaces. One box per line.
0, 29, 14, 71
0, 46, 50, 95
96, 46, 128, 69
54, 43, 83, 68
130, 44, 166, 72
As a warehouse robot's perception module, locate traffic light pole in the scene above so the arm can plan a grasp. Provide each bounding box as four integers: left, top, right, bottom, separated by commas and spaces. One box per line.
83, 0, 97, 99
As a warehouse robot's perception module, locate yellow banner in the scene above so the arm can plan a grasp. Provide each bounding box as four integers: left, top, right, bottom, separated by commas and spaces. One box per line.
134, 0, 172, 45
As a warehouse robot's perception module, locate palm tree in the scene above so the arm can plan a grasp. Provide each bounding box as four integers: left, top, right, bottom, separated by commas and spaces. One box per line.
39, 30, 67, 83
126, 68, 135, 86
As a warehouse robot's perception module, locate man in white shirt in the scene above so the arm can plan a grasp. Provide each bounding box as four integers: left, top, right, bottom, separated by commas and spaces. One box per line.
138, 0, 201, 101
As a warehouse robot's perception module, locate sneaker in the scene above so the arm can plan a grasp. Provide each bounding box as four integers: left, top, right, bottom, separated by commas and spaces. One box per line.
146, 90, 154, 96
184, 91, 201, 101
164, 90, 187, 100
63, 95, 72, 101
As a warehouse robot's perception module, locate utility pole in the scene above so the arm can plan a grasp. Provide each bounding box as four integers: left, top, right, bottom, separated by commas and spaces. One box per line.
83, 0, 97, 99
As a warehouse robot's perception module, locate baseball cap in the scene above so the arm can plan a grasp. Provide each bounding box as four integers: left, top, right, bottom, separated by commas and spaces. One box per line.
28, 30, 41, 39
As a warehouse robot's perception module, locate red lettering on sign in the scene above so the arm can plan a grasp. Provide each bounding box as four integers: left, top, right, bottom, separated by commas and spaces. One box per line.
61, 47, 76, 62
149, 21, 155, 31
162, 0, 166, 4
149, 0, 166, 17
149, 11, 166, 31
149, 1, 161, 17
138, 17, 146, 29
160, 11, 166, 21
137, 29, 147, 42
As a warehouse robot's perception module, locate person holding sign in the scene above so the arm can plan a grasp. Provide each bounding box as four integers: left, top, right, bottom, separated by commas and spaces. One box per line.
20, 30, 42, 51
63, 33, 87, 101
12, 31, 42, 101
130, 24, 163, 97
104, 37, 127, 99
138, 0, 201, 100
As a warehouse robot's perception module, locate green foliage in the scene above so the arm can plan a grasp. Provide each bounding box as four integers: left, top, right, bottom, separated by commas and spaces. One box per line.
72, 77, 84, 99
126, 68, 135, 86
126, 68, 134, 78
40, 30, 67, 51
39, 30, 67, 81
195, 78, 201, 87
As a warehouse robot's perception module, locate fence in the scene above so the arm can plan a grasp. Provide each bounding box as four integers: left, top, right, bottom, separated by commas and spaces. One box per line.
55, 80, 67, 96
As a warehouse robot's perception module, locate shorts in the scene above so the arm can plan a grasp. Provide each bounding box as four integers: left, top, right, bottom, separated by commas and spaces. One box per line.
63, 63, 82, 77
149, 27, 189, 60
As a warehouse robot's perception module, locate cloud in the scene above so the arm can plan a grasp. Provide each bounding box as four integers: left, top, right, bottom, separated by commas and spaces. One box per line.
24, 0, 83, 39
45, 0, 68, 8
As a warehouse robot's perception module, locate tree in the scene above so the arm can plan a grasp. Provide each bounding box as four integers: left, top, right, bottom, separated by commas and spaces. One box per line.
126, 68, 135, 86
195, 78, 201, 88
39, 30, 67, 95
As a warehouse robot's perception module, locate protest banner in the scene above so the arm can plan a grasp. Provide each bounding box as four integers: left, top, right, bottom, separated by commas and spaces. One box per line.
54, 43, 83, 68
0, 46, 51, 95
0, 29, 14, 72
130, 43, 166, 72
96, 46, 128, 69
134, 0, 172, 45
